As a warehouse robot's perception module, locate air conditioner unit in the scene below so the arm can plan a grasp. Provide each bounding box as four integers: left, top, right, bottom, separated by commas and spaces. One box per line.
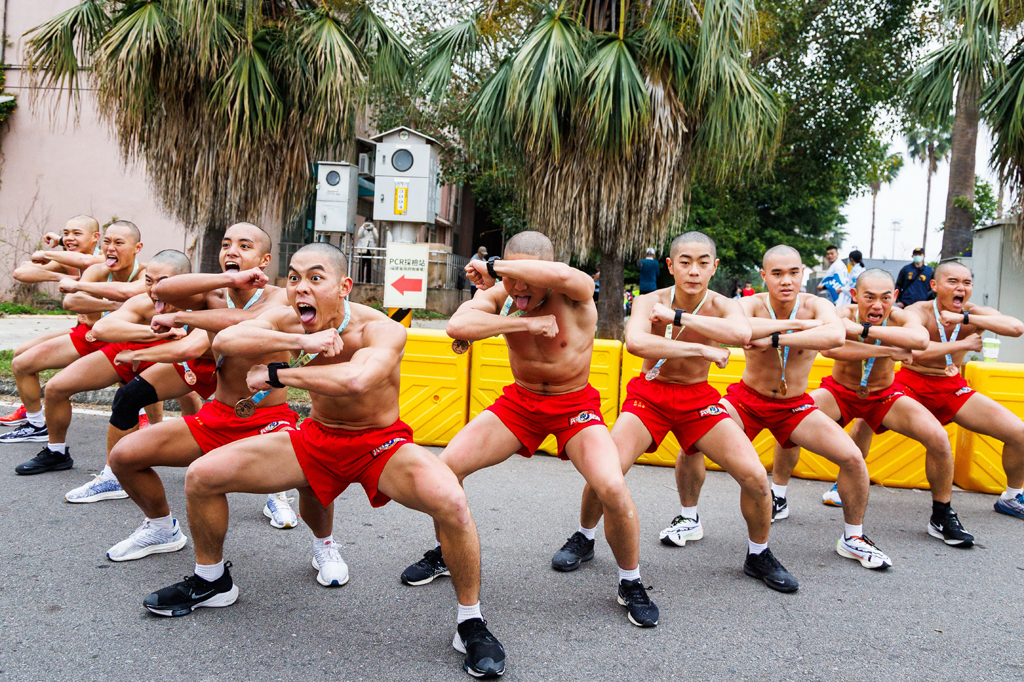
358, 153, 374, 176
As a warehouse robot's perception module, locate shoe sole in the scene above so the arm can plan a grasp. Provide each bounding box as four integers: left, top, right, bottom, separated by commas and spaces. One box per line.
2, 434, 50, 443
822, 498, 842, 507
312, 557, 350, 587
108, 534, 189, 562
927, 525, 974, 547
402, 569, 450, 586
994, 502, 1024, 520
659, 528, 704, 547
743, 565, 799, 593
263, 505, 297, 529
551, 549, 595, 572
771, 508, 789, 523
66, 489, 129, 503
836, 544, 891, 570
145, 584, 239, 617
0, 419, 28, 427
452, 633, 505, 678
16, 459, 74, 475
616, 594, 658, 627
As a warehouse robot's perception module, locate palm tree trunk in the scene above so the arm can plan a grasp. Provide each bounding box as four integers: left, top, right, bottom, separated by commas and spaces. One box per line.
596, 248, 624, 340
870, 190, 877, 258
923, 152, 932, 252
200, 223, 227, 273
942, 79, 980, 258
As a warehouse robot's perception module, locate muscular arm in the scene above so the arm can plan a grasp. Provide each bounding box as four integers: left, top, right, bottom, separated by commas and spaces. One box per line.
625, 295, 723, 361
13, 261, 72, 283
276, 322, 404, 396
34, 250, 101, 271
446, 289, 536, 341
62, 292, 120, 314
92, 294, 176, 344
822, 341, 909, 361
840, 310, 929, 350
961, 305, 1024, 337
152, 268, 267, 302
213, 310, 314, 358
912, 335, 981, 364
489, 259, 595, 302
654, 297, 752, 346
64, 270, 146, 302
117, 328, 211, 364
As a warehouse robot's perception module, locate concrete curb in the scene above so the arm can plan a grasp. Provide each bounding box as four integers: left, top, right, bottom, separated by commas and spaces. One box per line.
0, 378, 311, 417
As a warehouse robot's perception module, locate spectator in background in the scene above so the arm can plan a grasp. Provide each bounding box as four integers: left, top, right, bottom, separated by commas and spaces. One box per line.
355, 221, 379, 282
733, 285, 743, 300
742, 281, 756, 297
638, 248, 660, 295
847, 250, 865, 297
468, 246, 488, 297
592, 264, 600, 303
894, 247, 934, 308
817, 244, 851, 305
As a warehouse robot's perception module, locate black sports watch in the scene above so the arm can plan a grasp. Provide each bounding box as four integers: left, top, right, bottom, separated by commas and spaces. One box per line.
486, 256, 502, 280
674, 309, 685, 327
267, 361, 289, 389
963, 311, 969, 325
860, 322, 872, 341
771, 332, 780, 349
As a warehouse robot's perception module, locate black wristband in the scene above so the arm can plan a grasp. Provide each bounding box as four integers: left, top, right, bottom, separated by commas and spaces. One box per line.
486, 256, 501, 280
266, 361, 289, 389
772, 332, 780, 349
58, 237, 64, 248
674, 309, 684, 327
860, 322, 872, 341
963, 311, 969, 326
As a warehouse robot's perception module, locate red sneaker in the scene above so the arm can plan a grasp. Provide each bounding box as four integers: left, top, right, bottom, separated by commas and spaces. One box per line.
0, 405, 28, 426
138, 410, 150, 430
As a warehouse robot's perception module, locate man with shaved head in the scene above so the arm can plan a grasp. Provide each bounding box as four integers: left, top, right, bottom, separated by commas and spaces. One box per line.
846, 261, 1024, 524
773, 268, 979, 547
401, 229, 660, 628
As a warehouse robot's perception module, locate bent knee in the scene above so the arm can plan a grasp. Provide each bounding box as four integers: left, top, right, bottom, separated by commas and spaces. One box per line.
184, 460, 223, 497
736, 467, 770, 497
430, 484, 472, 527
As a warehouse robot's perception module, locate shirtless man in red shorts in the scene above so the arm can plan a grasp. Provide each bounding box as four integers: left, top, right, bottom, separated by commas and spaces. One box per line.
846, 261, 1024, 523
398, 231, 660, 625
13, 250, 196, 478
3, 221, 147, 445
550, 231, 800, 593
772, 269, 978, 546
141, 243, 505, 679
675, 246, 893, 570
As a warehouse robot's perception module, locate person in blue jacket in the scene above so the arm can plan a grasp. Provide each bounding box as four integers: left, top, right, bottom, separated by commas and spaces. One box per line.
895, 247, 934, 308
638, 248, 660, 295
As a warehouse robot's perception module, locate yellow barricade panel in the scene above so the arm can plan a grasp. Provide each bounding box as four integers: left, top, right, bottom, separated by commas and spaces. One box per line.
954, 362, 1024, 494
399, 329, 469, 446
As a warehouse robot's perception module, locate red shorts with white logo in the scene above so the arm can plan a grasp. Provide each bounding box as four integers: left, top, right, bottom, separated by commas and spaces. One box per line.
290, 418, 413, 508
894, 367, 975, 426
68, 322, 107, 356
819, 375, 905, 434
184, 399, 297, 454
620, 376, 729, 456
174, 356, 218, 399
724, 380, 817, 448
485, 383, 605, 460
101, 340, 170, 384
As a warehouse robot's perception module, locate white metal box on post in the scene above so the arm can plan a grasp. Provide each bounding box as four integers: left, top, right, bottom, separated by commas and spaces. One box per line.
314, 162, 359, 235
371, 127, 441, 227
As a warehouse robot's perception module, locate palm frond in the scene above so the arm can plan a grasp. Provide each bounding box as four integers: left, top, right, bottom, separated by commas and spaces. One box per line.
212, 34, 284, 148
418, 13, 482, 102
348, 2, 412, 94
581, 35, 649, 156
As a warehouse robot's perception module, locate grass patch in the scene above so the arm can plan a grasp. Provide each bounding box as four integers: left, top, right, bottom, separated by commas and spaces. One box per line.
0, 349, 59, 383
0, 302, 71, 316
287, 387, 311, 404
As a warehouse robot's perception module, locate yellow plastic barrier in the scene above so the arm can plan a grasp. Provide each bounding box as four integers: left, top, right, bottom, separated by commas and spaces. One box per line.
468, 336, 622, 455
399, 329, 469, 446
953, 361, 1024, 494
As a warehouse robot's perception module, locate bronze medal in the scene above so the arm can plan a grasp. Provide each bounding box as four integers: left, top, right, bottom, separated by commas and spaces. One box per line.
944, 364, 959, 377
234, 398, 256, 419
184, 369, 197, 386
451, 339, 470, 355
779, 379, 788, 396
856, 386, 869, 399
85, 330, 97, 343
645, 367, 660, 381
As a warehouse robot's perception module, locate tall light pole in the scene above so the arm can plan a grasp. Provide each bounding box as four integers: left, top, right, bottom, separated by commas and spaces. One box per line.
891, 219, 902, 260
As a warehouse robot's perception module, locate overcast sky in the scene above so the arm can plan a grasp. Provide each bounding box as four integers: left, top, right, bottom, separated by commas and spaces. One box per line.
839, 123, 1004, 263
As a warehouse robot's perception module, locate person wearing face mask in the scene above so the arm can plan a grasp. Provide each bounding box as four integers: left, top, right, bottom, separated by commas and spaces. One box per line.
894, 248, 934, 308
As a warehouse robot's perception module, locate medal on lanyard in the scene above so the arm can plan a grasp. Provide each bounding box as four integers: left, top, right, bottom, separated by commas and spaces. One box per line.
855, 311, 887, 398
181, 362, 197, 385
234, 299, 351, 418
646, 290, 710, 381
933, 299, 962, 377
766, 298, 799, 396
450, 295, 547, 355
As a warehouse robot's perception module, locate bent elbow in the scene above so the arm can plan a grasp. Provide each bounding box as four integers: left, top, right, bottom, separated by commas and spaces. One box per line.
1011, 322, 1024, 338
211, 332, 236, 356
624, 335, 644, 356
827, 329, 846, 350
912, 333, 930, 351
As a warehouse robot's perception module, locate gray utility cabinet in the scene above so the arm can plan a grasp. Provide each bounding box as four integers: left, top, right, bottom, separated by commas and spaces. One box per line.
972, 218, 1024, 363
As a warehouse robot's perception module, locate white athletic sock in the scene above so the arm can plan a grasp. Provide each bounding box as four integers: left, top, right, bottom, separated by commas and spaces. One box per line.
47, 443, 66, 454
578, 525, 596, 541
138, 408, 146, 416
618, 565, 641, 583
147, 514, 174, 532
457, 602, 482, 624
27, 410, 44, 427
844, 523, 863, 539
100, 465, 117, 481
748, 539, 768, 555
195, 561, 224, 582
314, 535, 334, 547
681, 506, 699, 520
1002, 487, 1024, 500
771, 483, 787, 499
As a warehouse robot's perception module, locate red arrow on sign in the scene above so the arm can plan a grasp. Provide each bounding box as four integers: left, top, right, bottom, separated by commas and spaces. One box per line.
391, 275, 423, 295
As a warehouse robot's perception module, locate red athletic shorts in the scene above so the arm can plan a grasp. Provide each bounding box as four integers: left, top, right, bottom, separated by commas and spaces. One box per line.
290, 418, 413, 508
620, 376, 730, 455
724, 380, 817, 448
184, 399, 297, 454
68, 322, 106, 356
174, 356, 218, 399
101, 340, 169, 384
819, 375, 905, 434
894, 367, 975, 426
485, 383, 605, 459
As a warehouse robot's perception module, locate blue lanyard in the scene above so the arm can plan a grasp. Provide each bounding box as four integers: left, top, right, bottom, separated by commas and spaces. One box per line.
101, 259, 140, 317
933, 299, 961, 369
766, 297, 799, 392
226, 288, 263, 310
646, 289, 709, 381
855, 311, 887, 392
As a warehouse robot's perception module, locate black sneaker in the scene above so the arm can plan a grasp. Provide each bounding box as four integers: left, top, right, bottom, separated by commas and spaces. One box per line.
616, 579, 659, 627
771, 492, 789, 522
928, 508, 975, 547
453, 618, 505, 678
15, 447, 73, 475
0, 422, 48, 443
744, 548, 799, 593
143, 562, 238, 617
551, 531, 595, 572
401, 546, 450, 586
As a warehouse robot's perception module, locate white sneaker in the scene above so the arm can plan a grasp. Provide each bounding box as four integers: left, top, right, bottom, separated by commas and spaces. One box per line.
837, 534, 892, 570
107, 519, 188, 562
822, 482, 843, 507
65, 474, 129, 503
312, 540, 349, 587
658, 514, 704, 547
264, 492, 298, 529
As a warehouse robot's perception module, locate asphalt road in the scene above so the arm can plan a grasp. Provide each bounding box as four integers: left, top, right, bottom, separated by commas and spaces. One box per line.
1, 408, 1020, 681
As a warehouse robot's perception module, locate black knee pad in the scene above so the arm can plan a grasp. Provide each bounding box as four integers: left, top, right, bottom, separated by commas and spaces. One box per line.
110, 377, 158, 430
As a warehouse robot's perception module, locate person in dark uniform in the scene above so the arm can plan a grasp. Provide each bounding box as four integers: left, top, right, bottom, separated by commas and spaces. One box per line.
895, 248, 934, 309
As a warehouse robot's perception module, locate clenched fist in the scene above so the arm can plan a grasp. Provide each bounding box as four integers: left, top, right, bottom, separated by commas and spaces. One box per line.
300, 328, 344, 357
246, 364, 274, 392
702, 346, 731, 369
465, 260, 496, 290
527, 315, 559, 338
228, 267, 269, 291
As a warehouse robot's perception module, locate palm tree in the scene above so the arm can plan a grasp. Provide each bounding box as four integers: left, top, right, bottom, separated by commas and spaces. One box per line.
865, 142, 903, 258
22, 0, 409, 266
905, 121, 953, 252
417, 0, 783, 338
